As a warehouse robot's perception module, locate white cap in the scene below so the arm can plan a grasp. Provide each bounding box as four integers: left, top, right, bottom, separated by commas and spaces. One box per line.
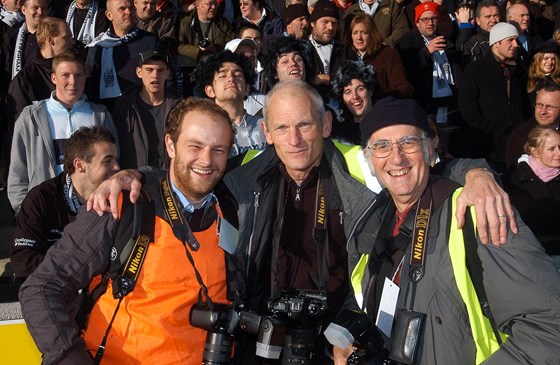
489, 22, 519, 46
225, 38, 258, 53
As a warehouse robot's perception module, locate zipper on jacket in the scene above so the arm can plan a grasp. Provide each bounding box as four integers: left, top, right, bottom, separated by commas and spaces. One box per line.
346, 197, 378, 251
246, 191, 260, 277
339, 211, 344, 225
295, 186, 301, 201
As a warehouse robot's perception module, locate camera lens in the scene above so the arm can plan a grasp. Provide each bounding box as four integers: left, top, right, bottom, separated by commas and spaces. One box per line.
202, 331, 234, 365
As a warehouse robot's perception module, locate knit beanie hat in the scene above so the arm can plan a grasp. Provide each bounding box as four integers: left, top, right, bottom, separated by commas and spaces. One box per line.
310, 0, 339, 22
285, 4, 310, 25
414, 2, 440, 23
489, 22, 519, 46
360, 97, 431, 148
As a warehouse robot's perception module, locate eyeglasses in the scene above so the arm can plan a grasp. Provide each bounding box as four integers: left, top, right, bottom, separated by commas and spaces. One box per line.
418, 16, 439, 24
240, 1, 252, 6
535, 102, 560, 111
367, 136, 426, 158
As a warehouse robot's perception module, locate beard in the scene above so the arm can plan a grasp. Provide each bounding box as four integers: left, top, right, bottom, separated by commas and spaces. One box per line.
171, 157, 223, 203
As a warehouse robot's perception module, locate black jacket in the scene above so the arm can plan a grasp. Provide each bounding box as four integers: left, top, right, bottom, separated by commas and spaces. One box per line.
10, 173, 76, 281
111, 84, 181, 169
5, 56, 54, 129
396, 28, 461, 112
458, 53, 531, 164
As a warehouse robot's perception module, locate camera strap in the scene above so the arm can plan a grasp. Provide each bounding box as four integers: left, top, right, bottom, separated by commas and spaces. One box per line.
159, 174, 220, 309
270, 171, 330, 298
405, 185, 433, 311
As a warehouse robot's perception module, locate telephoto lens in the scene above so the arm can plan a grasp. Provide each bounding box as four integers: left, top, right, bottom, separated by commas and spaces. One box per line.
190, 303, 239, 365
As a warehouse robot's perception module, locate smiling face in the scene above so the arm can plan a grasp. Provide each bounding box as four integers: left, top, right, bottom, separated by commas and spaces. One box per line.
492, 36, 519, 61
51, 61, 86, 108
262, 85, 332, 184
342, 79, 372, 121
367, 124, 430, 211
532, 132, 560, 168
535, 90, 560, 126
196, 0, 218, 21
239, 0, 259, 18
275, 51, 305, 82
81, 141, 120, 189
136, 59, 170, 96
166, 109, 232, 203
351, 21, 371, 53
21, 0, 47, 31
540, 53, 557, 74
205, 61, 248, 104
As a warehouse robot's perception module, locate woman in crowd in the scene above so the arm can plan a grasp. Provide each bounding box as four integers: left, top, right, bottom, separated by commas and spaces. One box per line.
507, 126, 560, 254
527, 42, 560, 108
346, 14, 414, 98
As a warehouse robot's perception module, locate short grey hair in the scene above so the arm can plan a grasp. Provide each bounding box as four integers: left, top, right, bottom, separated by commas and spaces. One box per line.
263, 80, 325, 127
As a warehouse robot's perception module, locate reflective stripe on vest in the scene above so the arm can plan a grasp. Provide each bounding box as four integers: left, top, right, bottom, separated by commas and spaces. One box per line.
449, 188, 506, 364
350, 253, 369, 310
241, 142, 366, 185
350, 188, 506, 363
241, 149, 262, 165
332, 141, 365, 185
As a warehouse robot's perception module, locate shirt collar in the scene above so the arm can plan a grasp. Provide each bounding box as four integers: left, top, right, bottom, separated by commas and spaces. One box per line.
48, 92, 87, 111
170, 178, 213, 213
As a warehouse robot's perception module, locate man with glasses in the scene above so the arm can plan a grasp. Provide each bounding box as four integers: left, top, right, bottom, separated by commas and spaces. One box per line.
506, 84, 560, 169
333, 96, 560, 364
397, 2, 460, 125
177, 0, 234, 65
459, 22, 531, 172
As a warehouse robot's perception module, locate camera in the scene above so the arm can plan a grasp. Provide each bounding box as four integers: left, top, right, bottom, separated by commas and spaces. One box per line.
324, 309, 388, 365
268, 289, 328, 324
268, 289, 328, 364
190, 302, 239, 365
199, 38, 210, 48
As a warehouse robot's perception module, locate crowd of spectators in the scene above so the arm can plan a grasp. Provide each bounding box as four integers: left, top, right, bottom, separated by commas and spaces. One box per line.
1, 0, 560, 363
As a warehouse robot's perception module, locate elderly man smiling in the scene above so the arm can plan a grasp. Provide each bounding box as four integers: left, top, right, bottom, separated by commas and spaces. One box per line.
333, 97, 560, 364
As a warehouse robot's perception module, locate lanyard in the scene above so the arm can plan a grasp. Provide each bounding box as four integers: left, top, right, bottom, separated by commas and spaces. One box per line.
159, 173, 220, 308
405, 185, 434, 311
270, 172, 330, 298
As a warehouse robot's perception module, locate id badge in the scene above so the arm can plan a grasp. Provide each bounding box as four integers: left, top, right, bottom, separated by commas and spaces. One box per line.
376, 277, 400, 338
218, 218, 239, 254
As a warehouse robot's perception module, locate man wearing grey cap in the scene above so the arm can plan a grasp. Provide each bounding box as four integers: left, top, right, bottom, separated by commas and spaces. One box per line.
458, 21, 531, 173
331, 96, 560, 364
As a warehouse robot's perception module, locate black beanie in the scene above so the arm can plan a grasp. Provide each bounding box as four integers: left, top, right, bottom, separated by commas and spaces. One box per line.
310, 0, 339, 22
359, 97, 431, 148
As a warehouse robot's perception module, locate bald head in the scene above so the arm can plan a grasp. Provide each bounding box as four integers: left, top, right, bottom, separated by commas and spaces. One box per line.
507, 3, 530, 32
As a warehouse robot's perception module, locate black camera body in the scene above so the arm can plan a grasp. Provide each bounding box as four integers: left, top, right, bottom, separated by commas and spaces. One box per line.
268, 289, 328, 324
190, 302, 239, 365
199, 38, 210, 48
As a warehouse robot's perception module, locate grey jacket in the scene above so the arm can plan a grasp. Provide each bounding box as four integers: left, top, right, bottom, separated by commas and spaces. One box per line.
7, 99, 117, 215
348, 180, 560, 364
